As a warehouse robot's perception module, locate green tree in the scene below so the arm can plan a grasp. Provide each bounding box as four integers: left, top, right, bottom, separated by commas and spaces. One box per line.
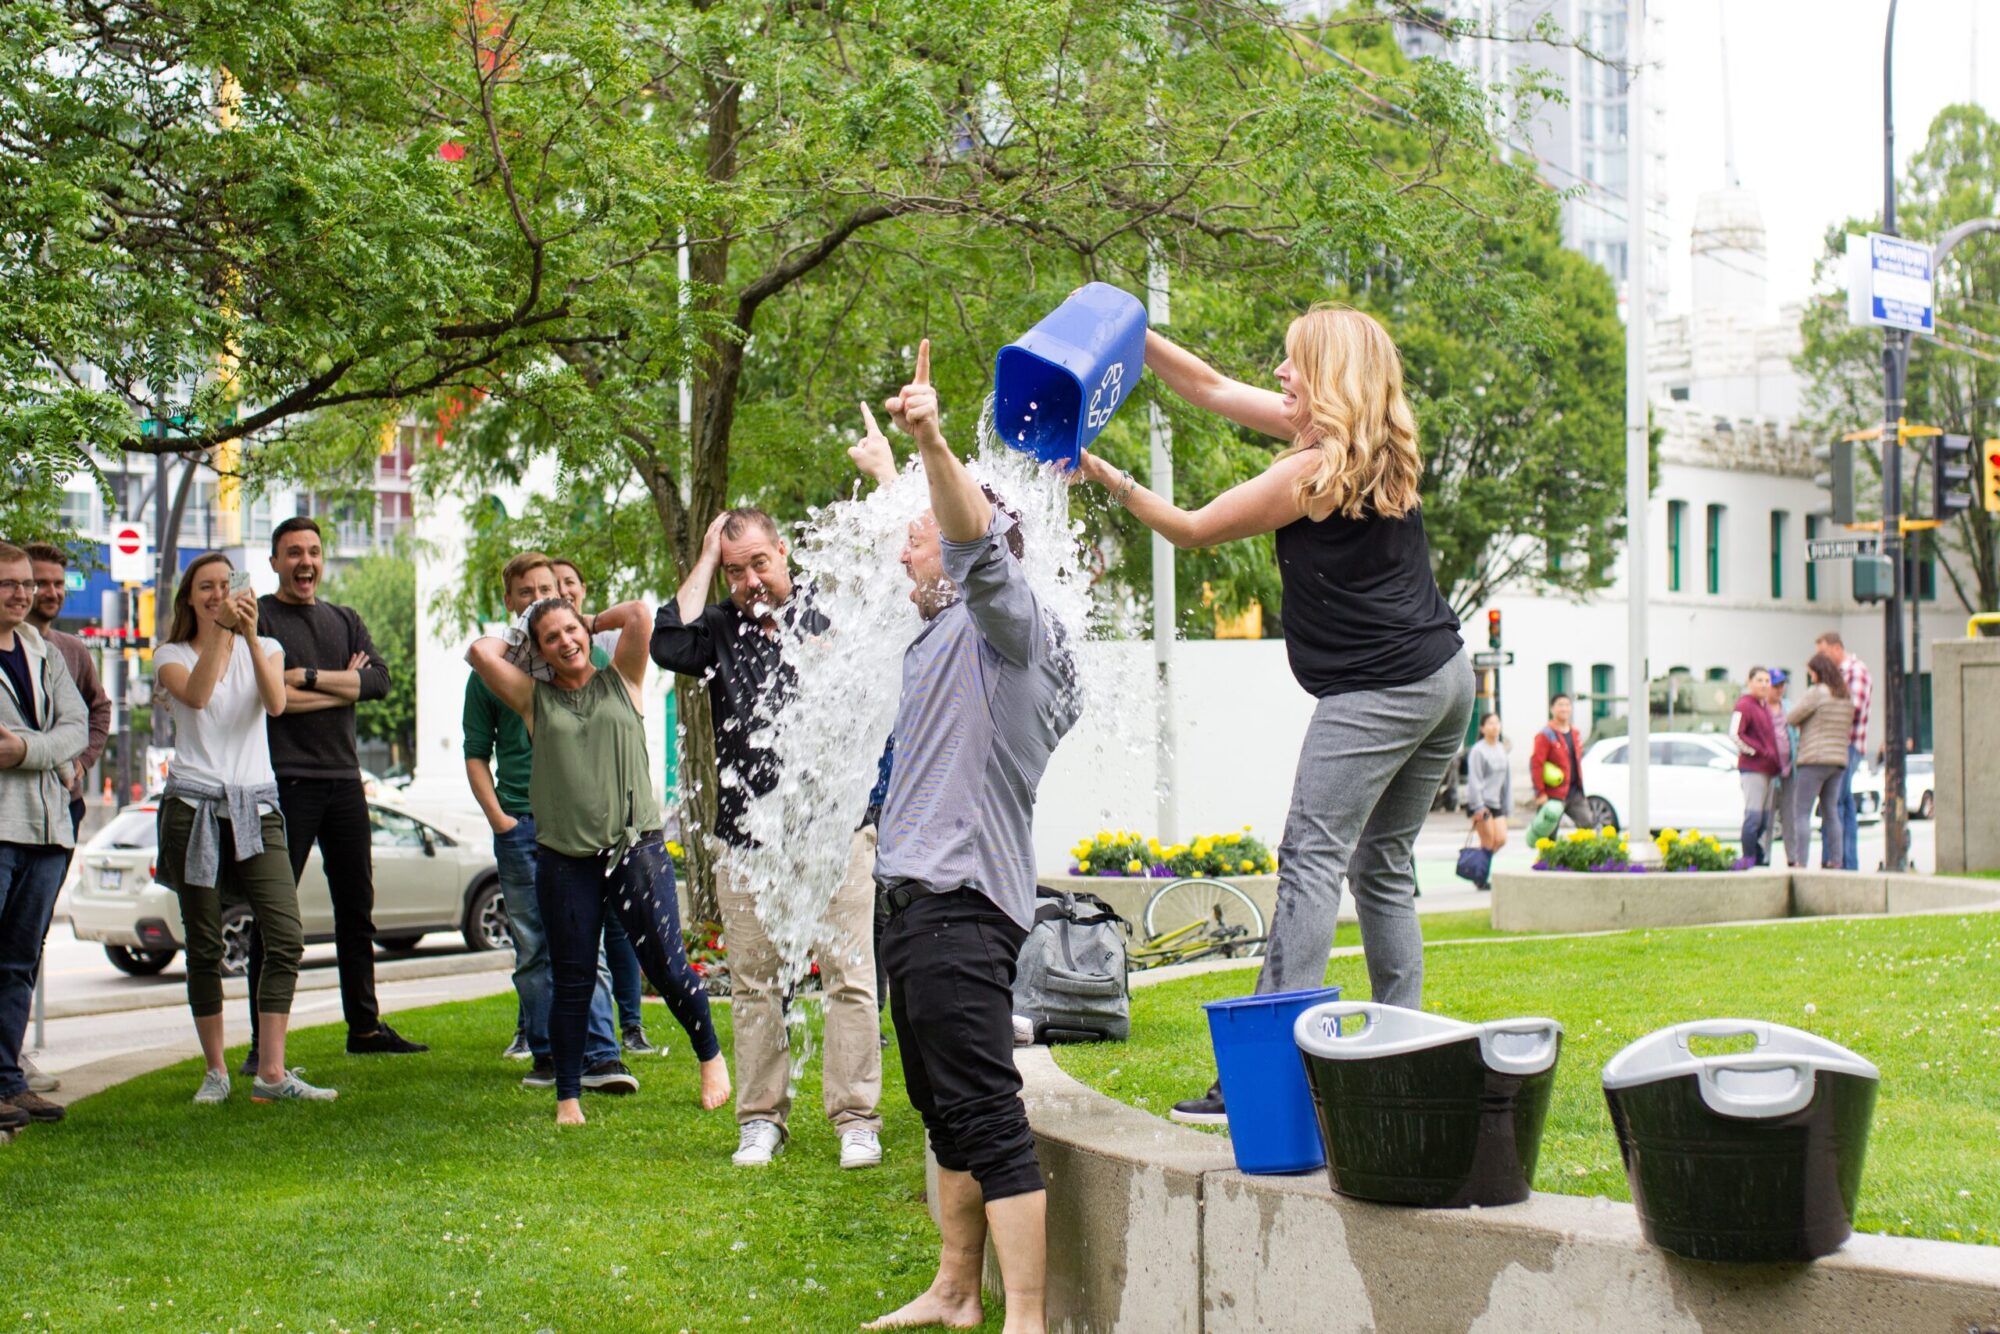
1797, 103, 2000, 613
322, 550, 418, 768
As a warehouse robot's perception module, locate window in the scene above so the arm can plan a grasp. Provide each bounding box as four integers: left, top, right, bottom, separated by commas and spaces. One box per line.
1706, 667, 1731, 681
1666, 501, 1686, 592
1590, 664, 1615, 726
1918, 551, 1937, 601
60, 489, 93, 535
1769, 511, 1787, 599
1548, 662, 1573, 707
1705, 504, 1725, 595
1805, 515, 1820, 601
369, 806, 428, 849
1602, 743, 1630, 765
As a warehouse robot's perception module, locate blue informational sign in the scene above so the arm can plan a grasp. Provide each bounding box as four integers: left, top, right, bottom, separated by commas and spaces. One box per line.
58, 545, 209, 623
1845, 231, 1933, 334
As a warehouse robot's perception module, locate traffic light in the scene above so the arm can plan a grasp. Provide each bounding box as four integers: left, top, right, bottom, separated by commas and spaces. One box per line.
1486, 609, 1501, 649
1814, 439, 1855, 525
1933, 434, 1973, 522
1985, 440, 2000, 514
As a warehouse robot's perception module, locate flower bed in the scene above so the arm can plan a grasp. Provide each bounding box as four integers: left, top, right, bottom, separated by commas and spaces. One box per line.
1532, 826, 1753, 873
1068, 827, 1277, 879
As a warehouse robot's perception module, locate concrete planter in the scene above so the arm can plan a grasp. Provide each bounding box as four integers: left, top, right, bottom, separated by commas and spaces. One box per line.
1492, 867, 1791, 933
1038, 873, 1280, 935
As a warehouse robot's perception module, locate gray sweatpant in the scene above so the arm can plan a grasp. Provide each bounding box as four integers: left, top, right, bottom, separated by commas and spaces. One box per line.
1254, 655, 1475, 1010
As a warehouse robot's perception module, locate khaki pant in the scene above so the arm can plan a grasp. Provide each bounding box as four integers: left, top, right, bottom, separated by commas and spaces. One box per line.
716, 826, 882, 1133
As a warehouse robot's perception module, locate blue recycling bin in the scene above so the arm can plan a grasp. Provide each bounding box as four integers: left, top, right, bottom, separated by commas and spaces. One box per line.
992, 282, 1148, 469
1203, 985, 1342, 1174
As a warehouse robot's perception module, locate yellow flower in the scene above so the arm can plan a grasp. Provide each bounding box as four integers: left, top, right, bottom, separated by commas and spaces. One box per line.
666, 840, 684, 858
1225, 833, 1241, 845
1239, 859, 1255, 872
1659, 828, 1679, 842
1536, 838, 1556, 851
1097, 829, 1111, 842
1078, 859, 1091, 873
1599, 825, 1616, 837
1264, 857, 1278, 872
1126, 859, 1143, 874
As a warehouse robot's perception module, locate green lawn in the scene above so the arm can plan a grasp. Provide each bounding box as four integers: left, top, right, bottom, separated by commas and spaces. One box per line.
0, 997, 994, 1332
1056, 912, 2000, 1247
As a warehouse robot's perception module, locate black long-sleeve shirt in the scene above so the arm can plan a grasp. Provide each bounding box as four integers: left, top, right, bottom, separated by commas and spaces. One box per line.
257, 595, 391, 779
650, 592, 826, 849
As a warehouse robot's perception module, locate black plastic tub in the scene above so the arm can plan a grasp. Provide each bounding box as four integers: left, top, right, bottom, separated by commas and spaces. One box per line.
1602, 1019, 1880, 1263
1292, 1001, 1562, 1208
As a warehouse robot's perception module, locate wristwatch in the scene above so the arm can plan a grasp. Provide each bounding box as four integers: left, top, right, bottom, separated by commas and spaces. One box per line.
304, 667, 319, 692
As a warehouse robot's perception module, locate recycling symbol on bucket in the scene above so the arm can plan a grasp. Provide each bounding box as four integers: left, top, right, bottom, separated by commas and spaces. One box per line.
1085, 362, 1125, 431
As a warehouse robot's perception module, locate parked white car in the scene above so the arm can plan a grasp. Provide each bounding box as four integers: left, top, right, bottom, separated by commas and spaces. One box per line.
1578, 732, 1881, 837
66, 799, 510, 977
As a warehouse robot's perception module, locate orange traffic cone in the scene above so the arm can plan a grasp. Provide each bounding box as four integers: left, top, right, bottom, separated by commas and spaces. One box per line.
102, 776, 114, 806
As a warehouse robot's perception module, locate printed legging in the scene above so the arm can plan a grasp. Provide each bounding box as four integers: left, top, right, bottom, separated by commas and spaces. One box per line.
535, 832, 720, 1100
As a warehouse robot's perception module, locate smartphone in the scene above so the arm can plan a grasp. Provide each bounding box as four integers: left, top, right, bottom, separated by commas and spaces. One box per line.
229, 569, 252, 594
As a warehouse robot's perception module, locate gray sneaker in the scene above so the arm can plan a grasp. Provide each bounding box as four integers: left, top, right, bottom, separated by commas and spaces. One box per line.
23, 1053, 58, 1094
251, 1069, 338, 1103
193, 1070, 232, 1105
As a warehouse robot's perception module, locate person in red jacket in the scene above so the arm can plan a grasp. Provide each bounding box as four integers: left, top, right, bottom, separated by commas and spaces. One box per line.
1530, 694, 1593, 831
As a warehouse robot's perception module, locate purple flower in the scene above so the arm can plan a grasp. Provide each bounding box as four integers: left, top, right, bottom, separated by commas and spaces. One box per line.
1531, 861, 1550, 871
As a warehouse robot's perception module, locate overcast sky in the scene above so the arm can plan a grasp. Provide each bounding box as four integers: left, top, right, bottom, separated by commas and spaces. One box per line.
1656, 0, 1998, 318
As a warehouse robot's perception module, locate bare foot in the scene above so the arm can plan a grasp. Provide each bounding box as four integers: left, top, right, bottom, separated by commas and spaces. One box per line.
698, 1055, 732, 1110
861, 1286, 983, 1330
555, 1098, 586, 1126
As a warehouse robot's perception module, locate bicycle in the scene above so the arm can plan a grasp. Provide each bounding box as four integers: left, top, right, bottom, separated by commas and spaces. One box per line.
1126, 877, 1268, 971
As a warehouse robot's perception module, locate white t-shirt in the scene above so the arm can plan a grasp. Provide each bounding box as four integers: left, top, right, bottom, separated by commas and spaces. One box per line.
156, 635, 286, 790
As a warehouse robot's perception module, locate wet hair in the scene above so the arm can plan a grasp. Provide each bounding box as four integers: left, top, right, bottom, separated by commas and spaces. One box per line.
1806, 651, 1849, 699
719, 508, 782, 545
980, 486, 1026, 560
23, 543, 68, 568
271, 515, 321, 555
167, 552, 233, 644
526, 596, 584, 651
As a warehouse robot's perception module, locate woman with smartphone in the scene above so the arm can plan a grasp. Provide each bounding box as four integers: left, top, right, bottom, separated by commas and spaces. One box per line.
155, 553, 333, 1104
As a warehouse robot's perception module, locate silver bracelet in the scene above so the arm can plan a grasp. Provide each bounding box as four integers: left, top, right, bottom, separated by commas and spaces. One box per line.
1115, 469, 1138, 504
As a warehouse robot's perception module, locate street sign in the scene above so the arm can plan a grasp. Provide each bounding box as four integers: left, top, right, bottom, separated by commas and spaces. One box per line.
1845, 231, 1933, 333
1807, 536, 1880, 561
108, 522, 150, 584
1471, 651, 1515, 669
62, 570, 85, 592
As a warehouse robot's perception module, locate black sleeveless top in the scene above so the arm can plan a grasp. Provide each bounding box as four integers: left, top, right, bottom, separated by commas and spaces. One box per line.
1273, 504, 1462, 698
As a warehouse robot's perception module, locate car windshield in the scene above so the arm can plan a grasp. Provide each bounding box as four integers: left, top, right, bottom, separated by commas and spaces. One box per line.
1907, 757, 1932, 774
92, 808, 159, 850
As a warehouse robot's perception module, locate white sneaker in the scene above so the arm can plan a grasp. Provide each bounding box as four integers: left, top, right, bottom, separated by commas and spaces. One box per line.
839, 1128, 883, 1170
192, 1070, 231, 1105
251, 1069, 338, 1103
23, 1054, 58, 1093
731, 1119, 786, 1166
1012, 1015, 1035, 1047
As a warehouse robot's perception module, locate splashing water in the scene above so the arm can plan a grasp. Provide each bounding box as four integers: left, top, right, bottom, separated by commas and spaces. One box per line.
716, 399, 1157, 1081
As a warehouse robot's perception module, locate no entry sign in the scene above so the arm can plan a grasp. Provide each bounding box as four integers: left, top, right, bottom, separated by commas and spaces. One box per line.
109, 523, 151, 584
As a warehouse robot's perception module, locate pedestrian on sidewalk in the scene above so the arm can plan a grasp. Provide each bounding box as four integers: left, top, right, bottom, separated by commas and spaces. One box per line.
464, 551, 630, 1094
1787, 653, 1857, 870
1529, 694, 1592, 836
0, 540, 89, 1129
549, 557, 653, 1055
468, 598, 728, 1126
864, 341, 1079, 1334
1765, 668, 1795, 868
241, 519, 424, 1069
1466, 712, 1510, 891
23, 542, 112, 1096
154, 554, 331, 1105
1070, 303, 1471, 1129
1813, 632, 1871, 871
1729, 667, 1780, 865
650, 488, 886, 1171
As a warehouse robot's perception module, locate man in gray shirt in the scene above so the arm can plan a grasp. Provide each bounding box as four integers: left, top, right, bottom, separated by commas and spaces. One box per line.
866, 342, 1078, 1334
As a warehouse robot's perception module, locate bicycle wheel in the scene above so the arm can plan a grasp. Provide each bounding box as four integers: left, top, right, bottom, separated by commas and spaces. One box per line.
1144, 877, 1266, 941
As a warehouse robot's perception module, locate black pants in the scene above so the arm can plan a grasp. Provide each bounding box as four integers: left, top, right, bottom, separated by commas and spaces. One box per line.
881, 887, 1041, 1202
247, 776, 380, 1041
537, 833, 720, 1100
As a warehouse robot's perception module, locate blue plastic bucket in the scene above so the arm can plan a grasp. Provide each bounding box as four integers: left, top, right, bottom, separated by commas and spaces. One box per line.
992, 282, 1148, 469
1202, 985, 1342, 1174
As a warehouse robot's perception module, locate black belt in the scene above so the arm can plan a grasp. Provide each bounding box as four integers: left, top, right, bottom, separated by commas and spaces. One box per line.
880, 881, 923, 915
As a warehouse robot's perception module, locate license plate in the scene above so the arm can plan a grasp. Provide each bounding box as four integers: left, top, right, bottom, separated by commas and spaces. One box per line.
98, 867, 123, 891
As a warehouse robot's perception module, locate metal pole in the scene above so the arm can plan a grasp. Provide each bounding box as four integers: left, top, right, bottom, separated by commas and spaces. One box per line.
1147, 248, 1178, 844
1880, 0, 1909, 872
1625, 0, 1652, 842
31, 962, 44, 1051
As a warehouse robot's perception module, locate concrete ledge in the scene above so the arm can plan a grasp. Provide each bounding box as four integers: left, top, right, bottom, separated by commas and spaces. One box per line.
1885, 873, 2000, 914
1022, 1045, 2000, 1332
1789, 872, 1887, 917
1038, 875, 1282, 934
1492, 870, 1790, 933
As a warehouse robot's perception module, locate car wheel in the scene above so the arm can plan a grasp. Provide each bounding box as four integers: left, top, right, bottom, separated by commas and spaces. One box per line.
1584, 797, 1619, 833
374, 934, 425, 954
219, 905, 255, 978
1917, 791, 1934, 821
463, 879, 514, 953
104, 944, 176, 976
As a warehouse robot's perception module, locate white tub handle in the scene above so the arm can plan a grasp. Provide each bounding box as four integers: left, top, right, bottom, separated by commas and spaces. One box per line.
1674, 1020, 1770, 1053
1478, 1020, 1562, 1077
1696, 1058, 1817, 1119
1308, 1002, 1377, 1041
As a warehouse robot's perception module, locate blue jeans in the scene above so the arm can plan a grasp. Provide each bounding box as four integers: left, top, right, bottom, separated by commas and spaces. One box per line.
602, 908, 645, 1032
493, 817, 619, 1064
536, 833, 718, 1100
0, 842, 68, 1097
1831, 744, 1862, 870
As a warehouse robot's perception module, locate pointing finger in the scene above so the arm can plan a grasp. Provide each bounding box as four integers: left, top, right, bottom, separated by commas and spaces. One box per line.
860, 401, 880, 436
914, 338, 930, 386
